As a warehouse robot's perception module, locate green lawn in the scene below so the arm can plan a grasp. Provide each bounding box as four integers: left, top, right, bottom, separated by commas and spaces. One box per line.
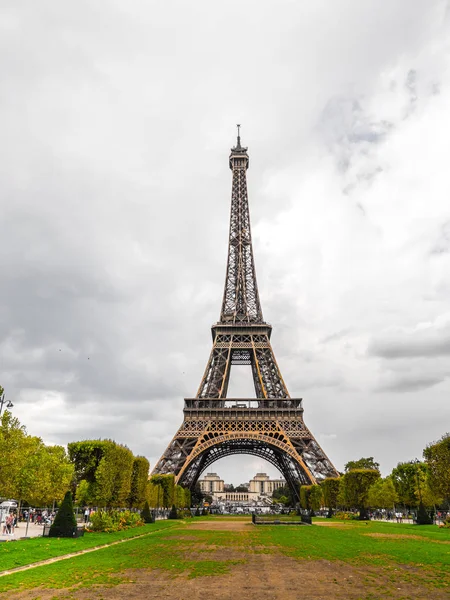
0, 518, 448, 597
0, 521, 174, 572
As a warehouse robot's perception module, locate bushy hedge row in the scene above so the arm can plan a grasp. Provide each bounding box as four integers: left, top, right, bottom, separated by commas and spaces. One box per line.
89, 509, 144, 532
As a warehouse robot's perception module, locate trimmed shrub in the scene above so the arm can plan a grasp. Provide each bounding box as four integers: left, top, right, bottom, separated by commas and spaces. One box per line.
416, 502, 433, 525
141, 501, 154, 524
89, 509, 144, 532
334, 511, 359, 520
49, 491, 77, 537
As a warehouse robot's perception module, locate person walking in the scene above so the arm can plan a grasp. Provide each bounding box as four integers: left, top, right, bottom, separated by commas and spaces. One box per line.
84, 507, 90, 524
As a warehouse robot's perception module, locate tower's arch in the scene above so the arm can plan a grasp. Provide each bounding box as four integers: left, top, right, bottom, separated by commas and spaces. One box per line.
176, 436, 314, 502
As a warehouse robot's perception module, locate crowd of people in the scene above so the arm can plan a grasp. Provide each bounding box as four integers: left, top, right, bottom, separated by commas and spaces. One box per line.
1, 508, 57, 535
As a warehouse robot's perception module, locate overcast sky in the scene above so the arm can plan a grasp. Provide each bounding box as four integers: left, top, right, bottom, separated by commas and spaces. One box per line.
1, 1, 449, 485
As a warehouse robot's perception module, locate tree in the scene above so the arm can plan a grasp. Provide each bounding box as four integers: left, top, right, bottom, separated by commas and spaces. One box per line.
0, 410, 31, 498
367, 477, 398, 509
391, 462, 420, 507
24, 444, 74, 507
150, 474, 175, 508
146, 481, 163, 508
0, 410, 73, 508
235, 485, 248, 492
69, 440, 112, 505
49, 491, 77, 537
272, 485, 294, 507
300, 485, 322, 515
321, 477, 340, 517
75, 480, 91, 506
184, 487, 191, 508
391, 461, 440, 509
191, 482, 204, 506
339, 469, 380, 519
127, 457, 150, 508
309, 485, 323, 513
345, 457, 380, 472
423, 433, 450, 503
96, 443, 134, 507
69, 440, 134, 507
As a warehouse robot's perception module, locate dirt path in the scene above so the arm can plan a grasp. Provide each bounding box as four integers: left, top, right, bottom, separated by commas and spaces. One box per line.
7, 553, 448, 600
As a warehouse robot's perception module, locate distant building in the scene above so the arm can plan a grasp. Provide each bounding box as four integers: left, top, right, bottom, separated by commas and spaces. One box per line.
249, 473, 285, 495
199, 473, 224, 494
198, 472, 285, 505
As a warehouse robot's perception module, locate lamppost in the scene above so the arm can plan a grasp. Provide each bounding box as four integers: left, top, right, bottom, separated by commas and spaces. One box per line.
0, 393, 13, 416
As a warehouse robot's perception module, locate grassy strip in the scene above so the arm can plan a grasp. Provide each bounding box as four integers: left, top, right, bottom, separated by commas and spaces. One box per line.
0, 521, 174, 572
0, 525, 240, 593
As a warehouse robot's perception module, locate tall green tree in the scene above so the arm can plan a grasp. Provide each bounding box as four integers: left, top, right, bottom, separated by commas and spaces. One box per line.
391, 461, 439, 508
391, 462, 420, 507
339, 469, 380, 519
191, 482, 204, 506
150, 474, 175, 508
423, 433, 450, 503
321, 477, 341, 516
0, 410, 30, 498
21, 443, 74, 507
127, 457, 150, 508
299, 485, 322, 514
345, 457, 380, 472
69, 440, 134, 507
146, 480, 163, 508
367, 477, 398, 509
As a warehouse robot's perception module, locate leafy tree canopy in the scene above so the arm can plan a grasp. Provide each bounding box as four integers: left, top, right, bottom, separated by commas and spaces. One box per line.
321, 477, 341, 509
423, 433, 450, 502
272, 485, 294, 506
345, 457, 380, 472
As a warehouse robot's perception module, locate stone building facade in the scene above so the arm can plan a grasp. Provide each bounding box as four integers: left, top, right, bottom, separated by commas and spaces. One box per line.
198, 472, 285, 504
198, 473, 224, 494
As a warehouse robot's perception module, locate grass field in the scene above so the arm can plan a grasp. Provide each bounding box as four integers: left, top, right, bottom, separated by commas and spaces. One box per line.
0, 517, 448, 599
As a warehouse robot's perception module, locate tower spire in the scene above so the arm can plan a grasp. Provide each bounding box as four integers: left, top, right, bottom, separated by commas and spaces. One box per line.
222, 127, 261, 323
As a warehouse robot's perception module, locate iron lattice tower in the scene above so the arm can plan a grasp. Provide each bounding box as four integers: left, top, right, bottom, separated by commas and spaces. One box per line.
152, 129, 338, 500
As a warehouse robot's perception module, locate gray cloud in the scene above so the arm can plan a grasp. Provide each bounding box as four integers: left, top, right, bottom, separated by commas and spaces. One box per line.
1, 0, 449, 483
369, 329, 450, 359
376, 374, 445, 393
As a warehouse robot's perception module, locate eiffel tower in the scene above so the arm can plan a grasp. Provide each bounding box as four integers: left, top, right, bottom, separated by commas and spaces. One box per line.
152, 127, 338, 500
